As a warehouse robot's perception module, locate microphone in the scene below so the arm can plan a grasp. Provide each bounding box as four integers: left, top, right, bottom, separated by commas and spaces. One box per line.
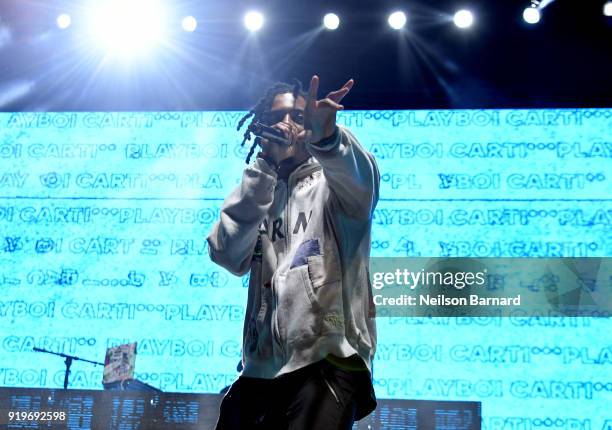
248, 121, 292, 146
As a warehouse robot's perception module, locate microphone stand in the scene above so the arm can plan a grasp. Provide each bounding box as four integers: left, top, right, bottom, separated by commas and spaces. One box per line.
33, 347, 105, 390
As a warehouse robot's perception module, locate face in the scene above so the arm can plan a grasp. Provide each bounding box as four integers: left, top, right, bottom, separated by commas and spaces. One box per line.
260, 92, 308, 162
264, 92, 306, 129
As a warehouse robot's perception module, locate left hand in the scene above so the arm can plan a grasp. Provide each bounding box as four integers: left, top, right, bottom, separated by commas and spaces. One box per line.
301, 75, 354, 144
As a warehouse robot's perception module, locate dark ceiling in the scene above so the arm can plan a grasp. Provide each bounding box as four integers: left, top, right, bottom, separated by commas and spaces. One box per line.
0, 0, 610, 111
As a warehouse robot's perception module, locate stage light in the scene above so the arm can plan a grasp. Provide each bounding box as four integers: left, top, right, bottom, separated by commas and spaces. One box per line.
523, 6, 541, 24
244, 11, 264, 32
604, 1, 612, 16
88, 0, 167, 55
453, 10, 474, 28
323, 13, 340, 30
182, 16, 197, 32
388, 11, 407, 30
56, 14, 71, 30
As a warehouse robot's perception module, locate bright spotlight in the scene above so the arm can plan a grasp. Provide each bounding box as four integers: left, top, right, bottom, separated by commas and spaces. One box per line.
182, 16, 197, 32
244, 11, 264, 32
323, 13, 340, 30
388, 11, 407, 30
56, 14, 71, 30
604, 1, 612, 16
453, 10, 474, 28
523, 6, 541, 24
88, 0, 167, 55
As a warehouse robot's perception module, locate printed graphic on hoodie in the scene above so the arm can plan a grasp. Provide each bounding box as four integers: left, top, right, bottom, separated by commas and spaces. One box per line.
259, 210, 313, 242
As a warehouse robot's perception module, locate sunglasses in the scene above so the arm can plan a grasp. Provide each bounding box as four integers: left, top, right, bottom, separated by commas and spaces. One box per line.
260, 109, 305, 126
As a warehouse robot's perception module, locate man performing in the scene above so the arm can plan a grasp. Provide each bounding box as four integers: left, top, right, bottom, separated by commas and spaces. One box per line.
207, 75, 380, 429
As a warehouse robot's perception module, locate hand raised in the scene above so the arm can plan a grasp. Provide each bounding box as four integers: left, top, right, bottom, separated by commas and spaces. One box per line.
303, 75, 354, 144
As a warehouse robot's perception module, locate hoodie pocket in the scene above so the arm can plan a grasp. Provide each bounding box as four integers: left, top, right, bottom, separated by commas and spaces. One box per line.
306, 254, 340, 291
303, 255, 344, 335
279, 267, 321, 349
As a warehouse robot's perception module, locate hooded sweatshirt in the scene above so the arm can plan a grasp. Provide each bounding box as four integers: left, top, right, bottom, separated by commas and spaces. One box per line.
207, 126, 380, 378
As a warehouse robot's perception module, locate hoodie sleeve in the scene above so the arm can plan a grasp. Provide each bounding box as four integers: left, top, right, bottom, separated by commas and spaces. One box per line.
306, 126, 380, 220
206, 157, 278, 276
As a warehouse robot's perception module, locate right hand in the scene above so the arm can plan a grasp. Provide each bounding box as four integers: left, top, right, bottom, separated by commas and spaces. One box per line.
258, 122, 300, 165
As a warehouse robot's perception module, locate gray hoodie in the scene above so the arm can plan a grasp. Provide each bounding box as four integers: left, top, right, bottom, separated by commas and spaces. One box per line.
207, 126, 380, 378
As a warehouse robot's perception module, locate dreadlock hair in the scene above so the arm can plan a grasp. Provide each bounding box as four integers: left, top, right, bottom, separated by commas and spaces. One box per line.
237, 78, 307, 164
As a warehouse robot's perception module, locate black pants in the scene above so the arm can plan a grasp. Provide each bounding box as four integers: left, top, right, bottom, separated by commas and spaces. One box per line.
215, 359, 376, 430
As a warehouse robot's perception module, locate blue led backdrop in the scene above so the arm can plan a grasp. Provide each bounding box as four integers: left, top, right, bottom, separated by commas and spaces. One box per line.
1, 109, 610, 428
